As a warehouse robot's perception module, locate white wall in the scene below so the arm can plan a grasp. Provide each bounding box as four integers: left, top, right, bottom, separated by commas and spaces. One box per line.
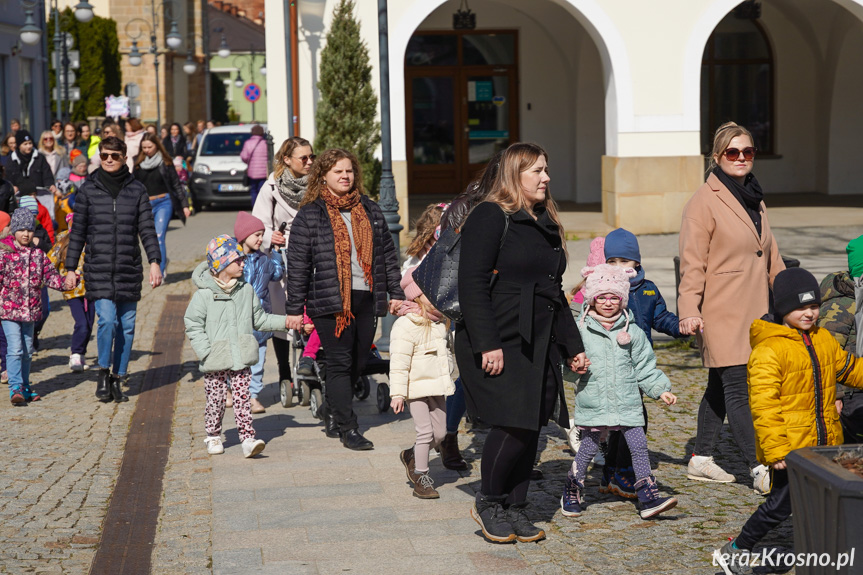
828, 12, 863, 194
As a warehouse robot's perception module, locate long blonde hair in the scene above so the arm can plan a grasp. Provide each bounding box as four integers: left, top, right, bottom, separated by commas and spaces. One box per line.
485, 142, 567, 254
707, 121, 754, 173
407, 203, 444, 257
274, 137, 313, 179
300, 148, 364, 207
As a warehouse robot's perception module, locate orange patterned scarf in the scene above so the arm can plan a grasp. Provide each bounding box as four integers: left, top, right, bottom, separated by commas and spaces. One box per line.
322, 189, 374, 336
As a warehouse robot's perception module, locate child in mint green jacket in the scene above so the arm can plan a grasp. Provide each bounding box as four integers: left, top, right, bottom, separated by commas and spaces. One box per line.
184, 235, 289, 459
561, 264, 677, 520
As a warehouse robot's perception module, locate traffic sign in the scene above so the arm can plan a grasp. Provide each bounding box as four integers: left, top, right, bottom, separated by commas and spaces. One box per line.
244, 83, 261, 103
52, 87, 81, 101
51, 50, 80, 70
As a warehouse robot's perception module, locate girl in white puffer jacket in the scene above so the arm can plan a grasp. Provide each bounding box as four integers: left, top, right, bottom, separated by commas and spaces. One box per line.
390, 266, 455, 500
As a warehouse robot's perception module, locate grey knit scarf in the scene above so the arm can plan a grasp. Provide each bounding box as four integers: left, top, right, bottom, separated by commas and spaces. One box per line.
276, 169, 308, 209
140, 151, 163, 171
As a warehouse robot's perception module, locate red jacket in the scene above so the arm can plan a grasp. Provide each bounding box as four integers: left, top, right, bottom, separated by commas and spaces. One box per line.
36, 203, 55, 243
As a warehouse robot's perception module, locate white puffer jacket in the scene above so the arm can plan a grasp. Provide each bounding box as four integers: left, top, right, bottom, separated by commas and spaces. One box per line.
389, 313, 455, 400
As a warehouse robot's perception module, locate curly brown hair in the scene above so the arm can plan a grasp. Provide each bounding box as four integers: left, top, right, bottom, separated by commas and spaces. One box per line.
406, 203, 444, 257
300, 148, 364, 207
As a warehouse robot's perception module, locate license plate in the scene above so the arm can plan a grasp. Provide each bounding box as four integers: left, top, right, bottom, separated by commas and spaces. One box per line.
218, 184, 247, 192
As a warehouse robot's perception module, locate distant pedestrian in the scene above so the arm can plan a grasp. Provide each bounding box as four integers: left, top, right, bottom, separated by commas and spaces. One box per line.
0, 208, 69, 404
60, 123, 85, 160
124, 118, 146, 172
162, 123, 186, 159
38, 131, 68, 178
391, 267, 455, 500
184, 234, 290, 458
64, 136, 163, 404
235, 211, 284, 414
0, 133, 16, 169
240, 124, 268, 207
78, 122, 100, 159
6, 130, 57, 197
183, 122, 197, 164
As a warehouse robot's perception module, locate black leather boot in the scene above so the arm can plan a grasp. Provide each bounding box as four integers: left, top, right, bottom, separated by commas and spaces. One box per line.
321, 405, 339, 438
96, 369, 112, 402
110, 374, 129, 403
340, 429, 374, 451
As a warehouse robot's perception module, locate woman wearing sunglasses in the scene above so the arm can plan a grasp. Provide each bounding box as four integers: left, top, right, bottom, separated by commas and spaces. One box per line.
252, 136, 316, 390
678, 121, 784, 493
38, 131, 68, 178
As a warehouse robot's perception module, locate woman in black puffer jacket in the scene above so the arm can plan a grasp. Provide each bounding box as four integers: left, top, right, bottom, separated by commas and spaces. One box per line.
286, 148, 404, 451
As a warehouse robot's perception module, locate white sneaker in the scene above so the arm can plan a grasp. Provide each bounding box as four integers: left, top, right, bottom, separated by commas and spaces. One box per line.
687, 455, 735, 483
68, 354, 84, 372
242, 438, 265, 458
751, 464, 771, 495
567, 420, 581, 453
204, 436, 224, 455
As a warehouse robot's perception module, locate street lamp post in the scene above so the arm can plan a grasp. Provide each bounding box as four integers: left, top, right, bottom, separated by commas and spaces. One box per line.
232, 46, 261, 122
18, 0, 92, 126
376, 0, 402, 350
124, 0, 182, 129
199, 17, 231, 122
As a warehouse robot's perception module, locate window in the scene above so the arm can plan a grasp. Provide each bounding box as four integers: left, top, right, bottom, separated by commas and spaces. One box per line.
405, 32, 517, 68
701, 15, 773, 154
200, 132, 252, 156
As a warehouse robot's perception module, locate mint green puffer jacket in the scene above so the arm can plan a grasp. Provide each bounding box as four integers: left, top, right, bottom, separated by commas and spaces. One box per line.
184, 261, 287, 373
572, 305, 671, 427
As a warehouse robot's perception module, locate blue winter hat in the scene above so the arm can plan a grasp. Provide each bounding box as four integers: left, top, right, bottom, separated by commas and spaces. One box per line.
604, 228, 641, 263
17, 194, 39, 216
10, 207, 35, 232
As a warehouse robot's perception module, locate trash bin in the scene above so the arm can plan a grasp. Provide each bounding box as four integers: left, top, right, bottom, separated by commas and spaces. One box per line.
785, 445, 863, 575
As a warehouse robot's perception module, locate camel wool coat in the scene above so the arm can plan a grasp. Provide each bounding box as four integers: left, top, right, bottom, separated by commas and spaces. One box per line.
678, 172, 784, 368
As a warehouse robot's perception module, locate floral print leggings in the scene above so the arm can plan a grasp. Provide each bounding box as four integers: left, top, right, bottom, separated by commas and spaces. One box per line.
204, 368, 255, 442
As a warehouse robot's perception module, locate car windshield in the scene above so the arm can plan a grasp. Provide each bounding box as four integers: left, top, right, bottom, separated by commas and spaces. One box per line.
200, 133, 252, 156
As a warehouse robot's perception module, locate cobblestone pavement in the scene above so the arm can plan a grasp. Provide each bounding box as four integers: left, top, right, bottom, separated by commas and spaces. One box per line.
2, 209, 859, 574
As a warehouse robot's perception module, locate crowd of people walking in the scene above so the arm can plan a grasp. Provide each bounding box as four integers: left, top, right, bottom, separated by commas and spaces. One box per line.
2, 116, 862, 567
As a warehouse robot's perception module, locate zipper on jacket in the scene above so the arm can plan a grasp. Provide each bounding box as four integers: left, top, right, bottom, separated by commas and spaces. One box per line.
801, 332, 828, 445
112, 197, 118, 298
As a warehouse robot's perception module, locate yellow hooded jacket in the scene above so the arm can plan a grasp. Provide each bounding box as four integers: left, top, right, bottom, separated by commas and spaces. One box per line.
748, 318, 863, 466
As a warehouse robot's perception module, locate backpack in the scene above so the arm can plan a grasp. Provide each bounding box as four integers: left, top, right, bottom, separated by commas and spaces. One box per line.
412, 212, 508, 322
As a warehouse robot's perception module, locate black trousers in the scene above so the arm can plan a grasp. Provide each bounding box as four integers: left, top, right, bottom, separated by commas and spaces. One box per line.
481, 361, 557, 505
695, 365, 759, 468
313, 291, 375, 434
271, 336, 292, 382
736, 469, 791, 550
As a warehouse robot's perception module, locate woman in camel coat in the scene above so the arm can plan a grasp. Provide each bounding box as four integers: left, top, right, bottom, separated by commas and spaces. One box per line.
678, 122, 784, 492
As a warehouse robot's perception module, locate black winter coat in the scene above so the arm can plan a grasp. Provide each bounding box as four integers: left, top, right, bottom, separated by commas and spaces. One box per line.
455, 202, 584, 431
65, 170, 161, 302
5, 151, 55, 189
0, 179, 16, 213
162, 136, 187, 159
134, 161, 188, 223
286, 195, 405, 318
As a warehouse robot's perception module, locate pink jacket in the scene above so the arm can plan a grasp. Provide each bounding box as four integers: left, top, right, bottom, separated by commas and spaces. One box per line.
0, 240, 66, 322
240, 135, 268, 179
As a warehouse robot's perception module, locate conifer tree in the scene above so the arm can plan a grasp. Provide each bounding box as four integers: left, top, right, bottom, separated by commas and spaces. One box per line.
315, 0, 381, 197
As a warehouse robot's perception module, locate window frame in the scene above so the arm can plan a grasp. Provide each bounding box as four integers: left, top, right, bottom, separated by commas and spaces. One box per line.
701, 18, 775, 155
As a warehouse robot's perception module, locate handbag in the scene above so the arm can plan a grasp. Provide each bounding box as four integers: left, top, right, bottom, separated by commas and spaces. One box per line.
413, 214, 508, 322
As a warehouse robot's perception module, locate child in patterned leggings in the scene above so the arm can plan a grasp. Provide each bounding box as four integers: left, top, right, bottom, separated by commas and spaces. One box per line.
561, 264, 678, 519
184, 235, 289, 458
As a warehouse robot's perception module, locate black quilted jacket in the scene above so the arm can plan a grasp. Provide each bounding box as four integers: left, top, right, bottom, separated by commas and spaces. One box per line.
286, 195, 405, 318
64, 170, 161, 302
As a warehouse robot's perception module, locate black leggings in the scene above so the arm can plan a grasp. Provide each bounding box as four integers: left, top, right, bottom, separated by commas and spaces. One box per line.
481, 365, 557, 505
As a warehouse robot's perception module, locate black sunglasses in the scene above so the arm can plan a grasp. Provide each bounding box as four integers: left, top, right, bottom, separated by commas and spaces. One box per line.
100, 152, 125, 161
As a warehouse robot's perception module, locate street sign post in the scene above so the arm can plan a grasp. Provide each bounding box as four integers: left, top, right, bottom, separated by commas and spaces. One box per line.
244, 83, 261, 103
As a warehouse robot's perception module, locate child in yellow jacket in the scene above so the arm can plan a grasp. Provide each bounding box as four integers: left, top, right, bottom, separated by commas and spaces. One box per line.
715, 268, 863, 575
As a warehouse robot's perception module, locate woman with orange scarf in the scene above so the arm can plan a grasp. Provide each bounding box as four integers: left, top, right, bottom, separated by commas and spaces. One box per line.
286, 149, 404, 450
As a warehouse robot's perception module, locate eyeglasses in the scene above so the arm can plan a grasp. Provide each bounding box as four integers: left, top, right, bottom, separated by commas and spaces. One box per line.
42, 137, 54, 141
100, 152, 125, 161
723, 147, 756, 161
594, 295, 621, 304
291, 154, 316, 164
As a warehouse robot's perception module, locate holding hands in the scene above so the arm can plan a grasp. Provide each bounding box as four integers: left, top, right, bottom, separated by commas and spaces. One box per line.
678, 317, 704, 336
286, 314, 304, 331
63, 271, 79, 291
569, 352, 590, 374
388, 299, 404, 315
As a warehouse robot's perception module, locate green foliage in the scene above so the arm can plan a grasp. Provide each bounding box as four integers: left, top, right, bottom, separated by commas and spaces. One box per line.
47, 8, 121, 121
211, 74, 230, 123
314, 0, 382, 198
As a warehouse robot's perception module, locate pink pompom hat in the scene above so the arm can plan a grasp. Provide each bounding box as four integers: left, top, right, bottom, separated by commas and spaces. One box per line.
580, 263, 637, 345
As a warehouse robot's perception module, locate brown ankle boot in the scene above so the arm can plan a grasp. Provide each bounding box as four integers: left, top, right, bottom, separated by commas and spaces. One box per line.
413, 471, 439, 499
400, 447, 420, 484
440, 433, 468, 470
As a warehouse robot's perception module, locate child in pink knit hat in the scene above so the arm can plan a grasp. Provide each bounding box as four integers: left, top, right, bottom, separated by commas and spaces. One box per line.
571, 236, 606, 305
560, 263, 678, 520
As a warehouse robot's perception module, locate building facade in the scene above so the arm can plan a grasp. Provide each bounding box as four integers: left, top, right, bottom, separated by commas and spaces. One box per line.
0, 0, 50, 136
265, 0, 863, 234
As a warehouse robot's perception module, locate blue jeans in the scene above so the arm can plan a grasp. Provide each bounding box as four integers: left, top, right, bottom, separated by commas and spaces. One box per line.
150, 195, 172, 275
446, 377, 467, 434
249, 342, 267, 398
1, 320, 35, 398
249, 178, 267, 208
95, 300, 138, 376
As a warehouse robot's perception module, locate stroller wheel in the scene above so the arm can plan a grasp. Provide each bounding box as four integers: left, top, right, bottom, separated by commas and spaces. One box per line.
376, 382, 390, 413
279, 379, 293, 408
310, 388, 324, 419
300, 381, 311, 406
354, 376, 371, 401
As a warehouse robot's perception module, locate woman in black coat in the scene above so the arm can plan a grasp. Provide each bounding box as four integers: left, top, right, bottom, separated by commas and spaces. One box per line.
161, 123, 187, 159
456, 142, 588, 544
286, 148, 404, 451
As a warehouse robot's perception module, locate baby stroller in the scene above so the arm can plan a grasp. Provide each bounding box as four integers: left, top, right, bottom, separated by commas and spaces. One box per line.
279, 325, 393, 417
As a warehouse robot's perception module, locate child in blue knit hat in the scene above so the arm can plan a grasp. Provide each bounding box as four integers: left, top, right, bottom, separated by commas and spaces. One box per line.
184, 234, 290, 458
599, 227, 683, 498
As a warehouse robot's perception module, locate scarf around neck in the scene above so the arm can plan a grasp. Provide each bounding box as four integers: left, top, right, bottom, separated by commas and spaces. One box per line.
140, 152, 163, 171
713, 166, 764, 237
98, 165, 130, 198
587, 308, 623, 330
323, 189, 374, 336
212, 275, 238, 293
276, 169, 308, 209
